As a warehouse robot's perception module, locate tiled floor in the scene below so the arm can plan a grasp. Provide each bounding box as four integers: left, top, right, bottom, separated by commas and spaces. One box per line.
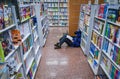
35, 27, 94, 79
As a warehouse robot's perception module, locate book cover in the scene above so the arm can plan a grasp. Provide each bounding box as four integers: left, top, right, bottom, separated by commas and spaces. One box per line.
3, 5, 13, 27
103, 4, 108, 19
98, 4, 105, 18
107, 9, 118, 22
116, 7, 120, 24
0, 42, 5, 63
116, 29, 120, 46
0, 4, 4, 30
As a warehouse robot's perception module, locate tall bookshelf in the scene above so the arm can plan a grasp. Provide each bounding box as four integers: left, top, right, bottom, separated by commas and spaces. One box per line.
100, 5, 120, 79
0, 1, 45, 79
83, 4, 120, 79
79, 4, 96, 56
44, 0, 69, 26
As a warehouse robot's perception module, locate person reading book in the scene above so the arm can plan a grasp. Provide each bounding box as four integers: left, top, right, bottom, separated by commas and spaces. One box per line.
54, 30, 81, 49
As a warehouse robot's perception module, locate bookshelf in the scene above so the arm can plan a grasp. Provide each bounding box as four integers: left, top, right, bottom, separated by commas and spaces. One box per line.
100, 5, 120, 79
44, 0, 69, 26
87, 4, 108, 76
0, 1, 45, 79
85, 4, 120, 78
79, 4, 96, 56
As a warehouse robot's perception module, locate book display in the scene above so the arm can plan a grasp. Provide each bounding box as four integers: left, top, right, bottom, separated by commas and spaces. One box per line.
44, 0, 69, 26
79, 4, 120, 79
0, 0, 46, 78
79, 4, 96, 56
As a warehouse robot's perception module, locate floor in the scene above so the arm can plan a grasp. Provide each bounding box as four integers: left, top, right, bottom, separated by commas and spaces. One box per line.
35, 27, 94, 79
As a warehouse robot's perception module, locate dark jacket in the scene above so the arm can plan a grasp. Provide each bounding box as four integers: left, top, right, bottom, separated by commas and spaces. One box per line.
72, 30, 81, 47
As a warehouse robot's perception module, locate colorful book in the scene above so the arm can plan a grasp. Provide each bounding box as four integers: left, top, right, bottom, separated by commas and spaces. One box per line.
0, 4, 4, 30
0, 42, 5, 63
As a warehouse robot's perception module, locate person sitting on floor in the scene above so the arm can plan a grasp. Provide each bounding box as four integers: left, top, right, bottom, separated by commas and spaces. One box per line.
54, 30, 81, 49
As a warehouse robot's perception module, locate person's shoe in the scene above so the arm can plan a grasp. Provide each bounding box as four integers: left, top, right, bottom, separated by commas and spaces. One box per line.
54, 45, 61, 49
54, 43, 59, 46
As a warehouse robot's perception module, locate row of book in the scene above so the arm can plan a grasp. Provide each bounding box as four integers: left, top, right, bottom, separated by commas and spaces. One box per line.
94, 19, 104, 34
48, 8, 58, 11
24, 48, 34, 71
81, 4, 91, 15
90, 42, 100, 60
105, 23, 120, 46
83, 24, 89, 34
59, 3, 67, 7
102, 38, 120, 65
101, 54, 120, 79
0, 4, 14, 30
84, 14, 90, 26
98, 4, 108, 19
47, 3, 58, 7
59, 12, 68, 15
19, 5, 35, 21
44, 0, 58, 2
59, 0, 68, 2
22, 35, 33, 55
92, 31, 102, 49
27, 60, 37, 79
59, 16, 68, 19
59, 8, 67, 12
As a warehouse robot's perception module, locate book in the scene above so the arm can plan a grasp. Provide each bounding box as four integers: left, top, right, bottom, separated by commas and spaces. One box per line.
98, 4, 105, 18
16, 67, 25, 79
116, 7, 120, 24
3, 5, 13, 27
0, 4, 4, 30
0, 42, 5, 63
107, 8, 118, 22
0, 31, 14, 57
116, 29, 120, 46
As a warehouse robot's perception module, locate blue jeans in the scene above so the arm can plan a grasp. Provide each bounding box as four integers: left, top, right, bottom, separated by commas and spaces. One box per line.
59, 33, 73, 46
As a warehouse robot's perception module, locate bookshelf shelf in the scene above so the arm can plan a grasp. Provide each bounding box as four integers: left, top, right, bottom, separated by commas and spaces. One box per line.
32, 66, 37, 79
21, 17, 31, 23
102, 50, 120, 70
87, 59, 98, 75
36, 54, 42, 66
100, 64, 111, 79
82, 30, 88, 36
81, 38, 87, 44
5, 46, 19, 60
89, 51, 94, 58
22, 33, 31, 42
26, 57, 34, 74
35, 46, 40, 55
104, 36, 120, 49
91, 41, 100, 51
32, 25, 37, 30
94, 16, 105, 21
16, 63, 23, 72
24, 46, 33, 60
107, 20, 120, 27
93, 29, 103, 37
0, 24, 16, 33
10, 63, 23, 79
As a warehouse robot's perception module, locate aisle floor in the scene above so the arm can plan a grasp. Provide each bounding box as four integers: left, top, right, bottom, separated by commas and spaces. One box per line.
35, 27, 94, 79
